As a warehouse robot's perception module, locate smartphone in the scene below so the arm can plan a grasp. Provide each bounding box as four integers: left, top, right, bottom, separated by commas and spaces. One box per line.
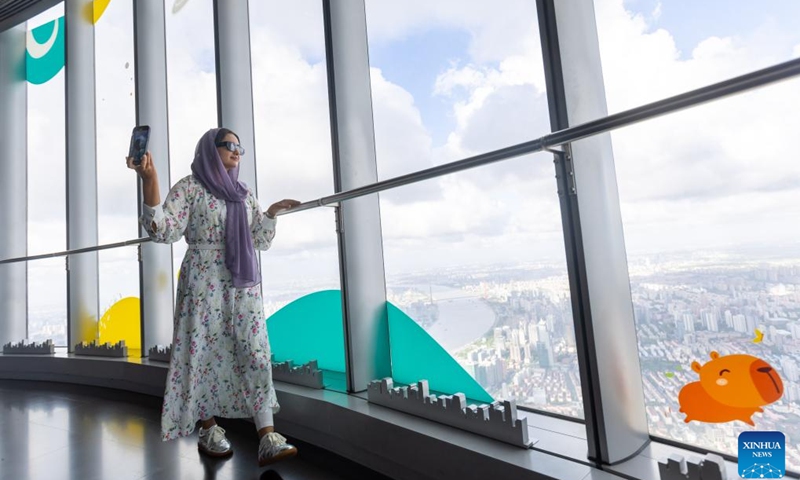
128, 125, 150, 166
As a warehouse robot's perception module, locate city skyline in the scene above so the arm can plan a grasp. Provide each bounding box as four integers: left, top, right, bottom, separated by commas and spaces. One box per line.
24, 242, 800, 471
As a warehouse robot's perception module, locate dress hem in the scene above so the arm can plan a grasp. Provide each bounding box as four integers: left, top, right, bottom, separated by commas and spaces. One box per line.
160, 403, 281, 442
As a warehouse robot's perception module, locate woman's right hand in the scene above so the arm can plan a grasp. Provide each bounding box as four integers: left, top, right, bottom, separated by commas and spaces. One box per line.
127, 151, 157, 182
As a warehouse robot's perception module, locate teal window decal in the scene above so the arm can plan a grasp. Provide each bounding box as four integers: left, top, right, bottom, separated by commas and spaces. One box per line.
266, 290, 346, 372
266, 289, 493, 404
387, 302, 493, 404
26, 16, 65, 85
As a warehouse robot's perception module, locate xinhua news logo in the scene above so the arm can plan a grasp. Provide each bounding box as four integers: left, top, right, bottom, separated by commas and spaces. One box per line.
738, 431, 785, 479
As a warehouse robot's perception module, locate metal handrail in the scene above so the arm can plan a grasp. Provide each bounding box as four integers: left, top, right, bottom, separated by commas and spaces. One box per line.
2, 237, 151, 264
3, 56, 800, 266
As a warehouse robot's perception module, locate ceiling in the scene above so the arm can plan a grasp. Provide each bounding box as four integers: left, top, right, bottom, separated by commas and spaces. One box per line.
0, 0, 60, 33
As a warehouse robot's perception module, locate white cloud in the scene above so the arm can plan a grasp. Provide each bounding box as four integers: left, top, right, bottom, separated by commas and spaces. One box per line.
364, 0, 539, 64
27, 0, 800, 284
95, 0, 138, 244
248, 0, 326, 61
92, 0, 561, 274
27, 74, 66, 254
593, 0, 800, 253
164, 0, 219, 183
594, 0, 794, 111
370, 67, 435, 179
249, 26, 333, 203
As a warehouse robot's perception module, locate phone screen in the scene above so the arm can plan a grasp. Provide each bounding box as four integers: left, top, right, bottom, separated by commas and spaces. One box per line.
128, 126, 150, 166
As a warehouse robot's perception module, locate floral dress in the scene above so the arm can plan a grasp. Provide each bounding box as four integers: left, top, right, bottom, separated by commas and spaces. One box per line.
140, 174, 280, 441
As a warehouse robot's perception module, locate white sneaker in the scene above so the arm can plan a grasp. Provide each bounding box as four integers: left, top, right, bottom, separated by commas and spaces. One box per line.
258, 431, 298, 466
198, 425, 233, 457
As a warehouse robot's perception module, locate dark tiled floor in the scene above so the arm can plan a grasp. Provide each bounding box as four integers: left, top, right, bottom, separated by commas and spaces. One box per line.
0, 380, 393, 480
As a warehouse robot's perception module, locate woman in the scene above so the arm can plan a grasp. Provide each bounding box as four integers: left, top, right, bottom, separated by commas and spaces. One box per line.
128, 127, 301, 467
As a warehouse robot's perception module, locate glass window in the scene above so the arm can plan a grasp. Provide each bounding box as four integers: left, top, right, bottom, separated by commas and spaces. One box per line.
165, 0, 218, 295
98, 246, 141, 356
593, 0, 800, 114
27, 258, 67, 347
95, 0, 137, 244
94, 2, 140, 357
27, 3, 65, 255
249, 0, 344, 392
365, 0, 550, 179
27, 4, 66, 344
250, 0, 332, 201
610, 78, 800, 469
380, 153, 584, 418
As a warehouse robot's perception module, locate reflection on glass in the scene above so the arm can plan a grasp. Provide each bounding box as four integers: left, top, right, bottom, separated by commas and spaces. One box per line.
380, 154, 583, 418
611, 80, 800, 470
28, 258, 67, 346
96, 0, 137, 244
98, 246, 141, 357
365, 0, 549, 179
593, 0, 800, 114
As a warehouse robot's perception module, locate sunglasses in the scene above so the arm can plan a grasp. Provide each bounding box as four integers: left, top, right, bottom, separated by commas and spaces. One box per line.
215, 141, 245, 155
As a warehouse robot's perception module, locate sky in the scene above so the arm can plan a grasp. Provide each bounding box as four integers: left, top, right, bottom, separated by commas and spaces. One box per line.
21, 0, 800, 310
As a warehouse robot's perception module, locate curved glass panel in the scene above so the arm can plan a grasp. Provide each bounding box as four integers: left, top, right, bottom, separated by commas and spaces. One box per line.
95, 0, 137, 244
164, 0, 218, 297
98, 246, 141, 357
27, 3, 65, 256
27, 258, 67, 347
260, 209, 343, 391
611, 77, 800, 470
26, 4, 66, 347
249, 0, 344, 391
380, 153, 584, 417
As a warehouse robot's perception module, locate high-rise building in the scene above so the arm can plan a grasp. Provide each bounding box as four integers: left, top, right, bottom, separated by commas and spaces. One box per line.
537, 341, 554, 368
702, 311, 718, 332
523, 343, 533, 365
537, 320, 550, 345
493, 327, 505, 350
518, 321, 527, 345
724, 310, 734, 329
682, 313, 695, 333
733, 314, 748, 333
528, 320, 539, 344
510, 345, 522, 365
746, 315, 758, 335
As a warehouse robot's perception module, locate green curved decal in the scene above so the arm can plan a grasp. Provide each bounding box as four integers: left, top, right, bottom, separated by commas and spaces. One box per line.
26, 16, 65, 85
265, 289, 494, 404
387, 303, 493, 403
266, 290, 346, 372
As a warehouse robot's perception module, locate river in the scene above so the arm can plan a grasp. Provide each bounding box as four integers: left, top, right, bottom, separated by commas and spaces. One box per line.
404, 284, 496, 352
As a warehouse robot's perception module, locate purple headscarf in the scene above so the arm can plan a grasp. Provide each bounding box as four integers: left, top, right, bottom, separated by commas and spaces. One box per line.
191, 128, 260, 288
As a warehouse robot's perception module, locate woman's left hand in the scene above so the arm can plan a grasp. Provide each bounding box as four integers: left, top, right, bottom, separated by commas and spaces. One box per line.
266, 199, 301, 218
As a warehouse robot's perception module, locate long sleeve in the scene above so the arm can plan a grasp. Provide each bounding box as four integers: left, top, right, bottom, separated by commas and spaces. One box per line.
247, 189, 277, 251
140, 176, 194, 244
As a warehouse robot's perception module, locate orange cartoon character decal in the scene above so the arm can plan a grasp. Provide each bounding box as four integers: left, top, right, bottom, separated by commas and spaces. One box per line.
679, 351, 783, 426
